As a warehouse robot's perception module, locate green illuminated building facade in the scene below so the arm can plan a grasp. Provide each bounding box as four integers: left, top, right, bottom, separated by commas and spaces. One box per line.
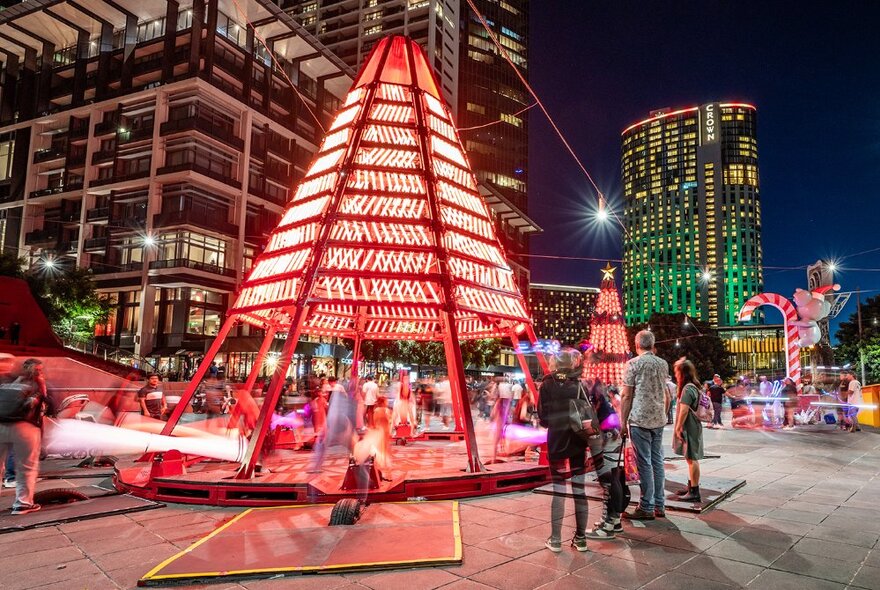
621, 103, 763, 327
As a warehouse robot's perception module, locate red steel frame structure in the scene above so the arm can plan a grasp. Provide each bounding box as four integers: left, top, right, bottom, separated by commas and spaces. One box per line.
159, 36, 542, 478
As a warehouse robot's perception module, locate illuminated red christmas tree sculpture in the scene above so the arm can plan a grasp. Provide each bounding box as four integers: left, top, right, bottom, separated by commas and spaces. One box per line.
584, 263, 631, 386
159, 36, 537, 476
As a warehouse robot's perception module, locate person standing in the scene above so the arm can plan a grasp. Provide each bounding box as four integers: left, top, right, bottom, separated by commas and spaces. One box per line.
584, 380, 626, 540
9, 322, 20, 346
846, 372, 862, 432
780, 377, 798, 430
0, 354, 16, 489
137, 374, 166, 420
434, 375, 453, 429
538, 348, 590, 552
620, 330, 671, 520
511, 380, 523, 415
0, 358, 52, 514
672, 359, 704, 503
362, 376, 378, 428
665, 375, 676, 425
708, 374, 726, 428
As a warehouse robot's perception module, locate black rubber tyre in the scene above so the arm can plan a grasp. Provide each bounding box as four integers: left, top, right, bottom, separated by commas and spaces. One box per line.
328, 498, 362, 526
33, 488, 91, 505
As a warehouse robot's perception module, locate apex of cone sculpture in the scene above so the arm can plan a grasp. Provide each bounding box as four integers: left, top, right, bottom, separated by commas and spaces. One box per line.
353, 35, 442, 100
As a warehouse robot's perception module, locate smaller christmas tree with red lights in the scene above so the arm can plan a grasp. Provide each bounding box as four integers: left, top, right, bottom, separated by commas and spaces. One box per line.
584, 263, 631, 386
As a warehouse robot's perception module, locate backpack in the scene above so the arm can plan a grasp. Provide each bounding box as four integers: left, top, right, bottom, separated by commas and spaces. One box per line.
686, 384, 712, 423
0, 379, 37, 422
569, 381, 601, 441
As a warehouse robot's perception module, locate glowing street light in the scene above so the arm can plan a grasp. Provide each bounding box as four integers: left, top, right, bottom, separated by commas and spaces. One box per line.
142, 234, 156, 248
596, 196, 609, 222
701, 269, 714, 284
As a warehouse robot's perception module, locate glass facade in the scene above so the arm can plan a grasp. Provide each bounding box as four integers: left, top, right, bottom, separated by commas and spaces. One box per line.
621, 103, 763, 327
528, 284, 599, 346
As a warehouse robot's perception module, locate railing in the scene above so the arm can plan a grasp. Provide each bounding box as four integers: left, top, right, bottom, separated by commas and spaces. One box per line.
149, 258, 237, 278
33, 147, 65, 164
90, 169, 150, 187
29, 183, 84, 198
86, 207, 110, 222
160, 117, 244, 150
24, 229, 58, 245
91, 150, 115, 165
156, 161, 242, 189
69, 119, 90, 140
153, 206, 237, 235
83, 236, 108, 250
117, 125, 154, 144
95, 119, 119, 135
63, 335, 157, 373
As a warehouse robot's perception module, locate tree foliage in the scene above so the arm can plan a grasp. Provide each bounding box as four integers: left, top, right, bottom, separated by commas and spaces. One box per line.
835, 294, 880, 384
627, 313, 734, 381
0, 251, 26, 279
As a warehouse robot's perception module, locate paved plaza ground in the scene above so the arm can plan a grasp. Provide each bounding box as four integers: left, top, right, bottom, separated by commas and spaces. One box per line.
2, 419, 879, 590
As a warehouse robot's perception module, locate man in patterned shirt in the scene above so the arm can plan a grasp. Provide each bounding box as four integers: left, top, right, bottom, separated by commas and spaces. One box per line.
620, 330, 671, 520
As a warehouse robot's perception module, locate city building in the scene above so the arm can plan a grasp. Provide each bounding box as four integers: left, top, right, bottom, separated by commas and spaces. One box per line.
529, 283, 599, 346
0, 0, 353, 379
718, 324, 811, 382
621, 102, 763, 327
281, 0, 536, 291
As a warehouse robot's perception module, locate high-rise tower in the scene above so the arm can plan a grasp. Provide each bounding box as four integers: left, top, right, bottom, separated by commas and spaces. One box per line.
621, 103, 763, 327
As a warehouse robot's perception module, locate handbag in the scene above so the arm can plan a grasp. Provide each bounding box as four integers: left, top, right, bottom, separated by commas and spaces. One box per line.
623, 439, 640, 485
686, 384, 712, 423
569, 381, 600, 442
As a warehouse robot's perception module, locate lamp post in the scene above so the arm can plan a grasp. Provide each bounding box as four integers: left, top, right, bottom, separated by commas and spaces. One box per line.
857, 287, 866, 385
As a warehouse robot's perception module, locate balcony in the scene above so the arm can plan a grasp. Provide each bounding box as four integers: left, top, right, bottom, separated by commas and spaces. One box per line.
153, 208, 238, 236
68, 147, 87, 167
91, 150, 115, 165
247, 181, 287, 206
84, 237, 108, 251
90, 170, 150, 188
29, 183, 84, 199
69, 118, 90, 140
109, 214, 146, 231
119, 261, 144, 272
149, 258, 237, 278
266, 134, 291, 157
265, 162, 292, 184
24, 229, 58, 246
117, 125, 154, 144
33, 147, 65, 164
60, 210, 81, 223
160, 118, 244, 151
86, 207, 110, 222
95, 119, 119, 136
156, 162, 241, 190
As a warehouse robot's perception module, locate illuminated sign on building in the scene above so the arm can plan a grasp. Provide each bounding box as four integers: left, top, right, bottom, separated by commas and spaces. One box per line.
701, 102, 718, 145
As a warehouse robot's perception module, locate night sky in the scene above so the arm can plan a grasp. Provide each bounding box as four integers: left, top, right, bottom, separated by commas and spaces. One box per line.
526, 1, 880, 340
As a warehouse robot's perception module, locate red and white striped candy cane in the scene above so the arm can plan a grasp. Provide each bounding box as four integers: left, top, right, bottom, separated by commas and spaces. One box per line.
738, 293, 801, 383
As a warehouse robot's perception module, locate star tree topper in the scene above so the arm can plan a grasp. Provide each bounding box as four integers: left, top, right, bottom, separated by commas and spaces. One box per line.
601, 262, 617, 281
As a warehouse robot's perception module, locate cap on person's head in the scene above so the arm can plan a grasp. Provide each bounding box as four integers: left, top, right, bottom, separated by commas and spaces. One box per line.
713, 374, 721, 379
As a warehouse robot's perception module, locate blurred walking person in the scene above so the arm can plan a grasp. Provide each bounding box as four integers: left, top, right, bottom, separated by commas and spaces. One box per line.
708, 374, 725, 428
0, 358, 53, 514
538, 349, 590, 553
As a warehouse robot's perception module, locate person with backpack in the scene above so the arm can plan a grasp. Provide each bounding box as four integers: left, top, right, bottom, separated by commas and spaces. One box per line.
538, 348, 590, 553
0, 358, 53, 515
671, 358, 705, 503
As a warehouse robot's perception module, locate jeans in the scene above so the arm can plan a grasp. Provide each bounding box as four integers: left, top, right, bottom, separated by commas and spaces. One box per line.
549, 453, 588, 541
0, 421, 41, 508
4, 451, 13, 480
629, 425, 665, 512
712, 402, 723, 425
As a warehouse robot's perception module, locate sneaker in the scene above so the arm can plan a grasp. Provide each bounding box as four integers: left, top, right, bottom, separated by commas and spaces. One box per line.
544, 538, 562, 553
571, 534, 589, 551
623, 507, 655, 521
2, 479, 14, 489
584, 526, 616, 540
654, 508, 666, 518
11, 503, 41, 515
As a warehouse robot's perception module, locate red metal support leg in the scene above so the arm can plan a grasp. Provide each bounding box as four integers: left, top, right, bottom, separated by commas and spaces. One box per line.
235, 307, 309, 479
160, 315, 237, 437
241, 326, 277, 397
442, 312, 483, 473
510, 329, 541, 405
525, 324, 550, 375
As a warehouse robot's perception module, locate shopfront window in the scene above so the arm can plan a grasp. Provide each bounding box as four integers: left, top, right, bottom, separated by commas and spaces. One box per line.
187, 288, 225, 336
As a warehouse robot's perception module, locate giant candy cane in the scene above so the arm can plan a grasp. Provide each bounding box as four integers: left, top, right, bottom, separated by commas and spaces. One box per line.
738, 293, 801, 383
